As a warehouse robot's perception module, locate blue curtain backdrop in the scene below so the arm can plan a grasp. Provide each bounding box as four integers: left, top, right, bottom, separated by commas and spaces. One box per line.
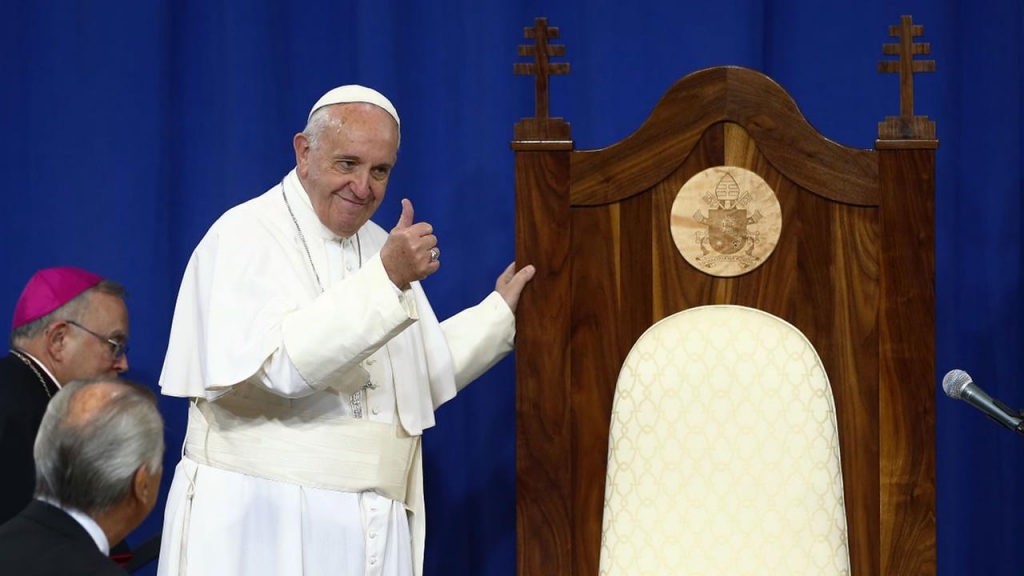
1, 1, 1021, 574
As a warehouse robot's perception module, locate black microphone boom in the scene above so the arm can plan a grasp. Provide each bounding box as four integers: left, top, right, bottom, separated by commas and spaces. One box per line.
943, 369, 1024, 433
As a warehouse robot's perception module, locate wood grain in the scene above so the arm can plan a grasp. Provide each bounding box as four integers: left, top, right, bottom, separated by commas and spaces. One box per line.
514, 147, 574, 576
878, 148, 937, 575
571, 67, 879, 207
513, 64, 936, 576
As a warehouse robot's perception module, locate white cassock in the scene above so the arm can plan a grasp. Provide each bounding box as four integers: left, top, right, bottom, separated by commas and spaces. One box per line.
156, 169, 515, 576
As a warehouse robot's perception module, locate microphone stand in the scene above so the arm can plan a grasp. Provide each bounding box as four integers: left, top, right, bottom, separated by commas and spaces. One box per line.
992, 398, 1024, 435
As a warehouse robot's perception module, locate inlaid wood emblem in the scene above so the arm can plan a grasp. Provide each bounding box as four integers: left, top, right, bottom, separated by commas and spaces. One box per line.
670, 166, 782, 277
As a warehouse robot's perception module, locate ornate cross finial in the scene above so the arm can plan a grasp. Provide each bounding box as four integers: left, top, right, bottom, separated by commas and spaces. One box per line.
514, 17, 570, 120
877, 15, 937, 142
878, 15, 935, 117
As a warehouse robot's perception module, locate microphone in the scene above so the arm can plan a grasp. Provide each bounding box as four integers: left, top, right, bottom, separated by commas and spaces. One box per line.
943, 369, 1024, 433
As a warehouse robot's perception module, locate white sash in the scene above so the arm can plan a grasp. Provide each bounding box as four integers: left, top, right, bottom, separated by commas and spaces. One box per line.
183, 394, 427, 575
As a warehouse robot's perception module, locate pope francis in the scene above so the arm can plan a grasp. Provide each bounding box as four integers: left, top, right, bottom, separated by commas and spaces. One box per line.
156, 85, 534, 576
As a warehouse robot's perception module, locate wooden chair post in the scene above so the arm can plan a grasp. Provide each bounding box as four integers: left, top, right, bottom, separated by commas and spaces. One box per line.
512, 17, 575, 576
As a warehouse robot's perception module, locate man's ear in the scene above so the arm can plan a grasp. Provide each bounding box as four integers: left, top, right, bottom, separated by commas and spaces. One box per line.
44, 321, 69, 360
294, 132, 311, 177
132, 466, 151, 504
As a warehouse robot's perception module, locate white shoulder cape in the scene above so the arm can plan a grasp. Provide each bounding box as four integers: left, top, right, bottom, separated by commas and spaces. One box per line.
159, 171, 456, 435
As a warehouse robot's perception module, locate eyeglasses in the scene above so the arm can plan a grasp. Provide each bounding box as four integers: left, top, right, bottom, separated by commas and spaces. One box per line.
66, 320, 129, 359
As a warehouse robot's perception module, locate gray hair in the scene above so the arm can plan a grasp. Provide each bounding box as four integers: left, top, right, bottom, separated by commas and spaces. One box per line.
10, 279, 127, 347
34, 377, 164, 515
303, 104, 401, 151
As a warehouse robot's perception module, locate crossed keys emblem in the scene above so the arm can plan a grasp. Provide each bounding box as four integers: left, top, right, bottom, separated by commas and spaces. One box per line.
670, 166, 782, 277
692, 173, 763, 262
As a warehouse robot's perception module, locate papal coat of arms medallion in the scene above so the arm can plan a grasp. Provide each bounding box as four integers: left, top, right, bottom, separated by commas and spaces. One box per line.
670, 166, 782, 277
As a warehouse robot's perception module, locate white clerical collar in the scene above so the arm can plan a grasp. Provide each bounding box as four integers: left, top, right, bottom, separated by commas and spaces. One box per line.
38, 497, 109, 554
285, 169, 355, 242
17, 350, 62, 389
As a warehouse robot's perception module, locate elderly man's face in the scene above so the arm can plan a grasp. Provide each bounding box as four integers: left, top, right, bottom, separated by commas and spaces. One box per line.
294, 103, 399, 238
60, 291, 130, 380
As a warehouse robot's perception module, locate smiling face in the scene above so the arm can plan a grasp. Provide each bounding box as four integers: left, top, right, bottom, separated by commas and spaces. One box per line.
293, 103, 400, 237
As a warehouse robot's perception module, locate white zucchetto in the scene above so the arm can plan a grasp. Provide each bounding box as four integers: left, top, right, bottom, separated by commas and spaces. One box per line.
307, 85, 400, 127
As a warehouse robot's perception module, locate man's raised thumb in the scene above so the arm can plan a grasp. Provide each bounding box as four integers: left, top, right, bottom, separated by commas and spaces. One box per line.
395, 198, 414, 229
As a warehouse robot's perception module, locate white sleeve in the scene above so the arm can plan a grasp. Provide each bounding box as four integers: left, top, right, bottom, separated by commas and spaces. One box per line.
280, 252, 418, 392
248, 265, 411, 398
441, 291, 516, 390
251, 343, 319, 398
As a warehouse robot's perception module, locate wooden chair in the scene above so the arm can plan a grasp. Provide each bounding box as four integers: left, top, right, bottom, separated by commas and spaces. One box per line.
511, 15, 937, 576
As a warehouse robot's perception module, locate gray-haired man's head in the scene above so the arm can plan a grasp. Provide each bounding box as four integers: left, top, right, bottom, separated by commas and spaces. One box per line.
34, 377, 163, 539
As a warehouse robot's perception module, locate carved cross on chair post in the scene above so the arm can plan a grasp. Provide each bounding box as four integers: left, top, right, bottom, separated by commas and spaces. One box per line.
513, 17, 571, 141
877, 14, 937, 143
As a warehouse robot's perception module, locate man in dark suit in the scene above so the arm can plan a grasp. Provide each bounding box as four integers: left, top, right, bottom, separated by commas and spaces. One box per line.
0, 377, 163, 575
0, 267, 130, 524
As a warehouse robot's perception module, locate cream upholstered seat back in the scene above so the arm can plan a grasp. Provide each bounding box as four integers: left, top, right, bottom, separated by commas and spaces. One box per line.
599, 305, 850, 575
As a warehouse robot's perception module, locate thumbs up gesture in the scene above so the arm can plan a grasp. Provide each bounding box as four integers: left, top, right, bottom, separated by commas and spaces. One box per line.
380, 199, 440, 289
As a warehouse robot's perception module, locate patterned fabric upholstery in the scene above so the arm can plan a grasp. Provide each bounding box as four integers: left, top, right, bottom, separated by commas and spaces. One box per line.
599, 305, 850, 575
